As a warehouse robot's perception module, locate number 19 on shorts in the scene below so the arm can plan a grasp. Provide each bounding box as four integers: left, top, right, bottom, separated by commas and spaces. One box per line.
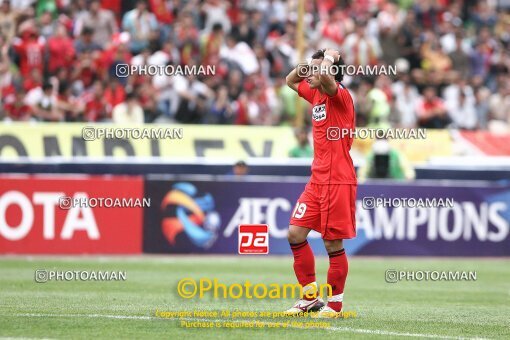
292, 202, 307, 219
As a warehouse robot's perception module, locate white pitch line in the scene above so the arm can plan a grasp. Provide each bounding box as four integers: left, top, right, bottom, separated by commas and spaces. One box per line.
0, 337, 55, 340
11, 313, 152, 320
8, 313, 488, 340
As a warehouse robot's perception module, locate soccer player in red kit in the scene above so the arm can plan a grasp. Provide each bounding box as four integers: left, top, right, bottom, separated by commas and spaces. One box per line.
284, 49, 357, 318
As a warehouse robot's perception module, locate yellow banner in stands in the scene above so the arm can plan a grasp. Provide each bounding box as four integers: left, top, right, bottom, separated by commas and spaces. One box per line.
0, 123, 451, 162
351, 129, 453, 164
0, 123, 296, 159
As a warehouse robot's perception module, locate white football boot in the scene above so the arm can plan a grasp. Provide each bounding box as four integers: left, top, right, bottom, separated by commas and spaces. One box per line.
311, 305, 343, 318
284, 297, 325, 316
284, 282, 324, 315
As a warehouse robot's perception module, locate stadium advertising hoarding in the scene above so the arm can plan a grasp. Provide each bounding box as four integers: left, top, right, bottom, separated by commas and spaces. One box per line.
143, 178, 510, 256
0, 123, 452, 162
0, 176, 144, 254
2, 175, 507, 256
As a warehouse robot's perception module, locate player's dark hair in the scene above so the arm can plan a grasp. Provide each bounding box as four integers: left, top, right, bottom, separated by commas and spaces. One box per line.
311, 49, 345, 83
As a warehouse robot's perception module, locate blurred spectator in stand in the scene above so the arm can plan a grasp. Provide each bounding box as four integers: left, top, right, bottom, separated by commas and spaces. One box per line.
74, 27, 101, 54
149, 0, 174, 42
488, 81, 510, 130
207, 85, 233, 124
415, 86, 450, 128
220, 34, 259, 76
0, 0, 18, 43
226, 68, 244, 100
3, 88, 31, 121
378, 2, 405, 65
104, 78, 126, 117
470, 0, 497, 29
12, 24, 45, 78
470, 41, 491, 81
47, 23, 75, 75
173, 11, 199, 65
289, 128, 313, 158
230, 9, 256, 46
474, 86, 491, 130
228, 160, 249, 177
122, 0, 158, 54
74, 0, 117, 48
136, 78, 160, 122
71, 50, 98, 93
201, 0, 231, 33
357, 77, 391, 128
419, 32, 454, 86
443, 76, 477, 130
82, 80, 108, 122
56, 82, 84, 121
448, 33, 470, 76
112, 91, 144, 124
392, 72, 419, 128
316, 7, 353, 48
343, 20, 381, 66
173, 73, 214, 124
22, 68, 42, 92
358, 138, 415, 181
276, 76, 307, 126
0, 38, 14, 101
201, 22, 224, 65
37, 10, 56, 39
24, 81, 61, 121
35, 0, 57, 18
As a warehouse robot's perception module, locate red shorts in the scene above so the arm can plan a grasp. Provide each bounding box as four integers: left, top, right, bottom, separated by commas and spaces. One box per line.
289, 182, 357, 240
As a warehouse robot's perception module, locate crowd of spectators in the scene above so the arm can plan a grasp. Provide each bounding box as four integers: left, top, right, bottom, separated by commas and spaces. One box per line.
0, 0, 509, 131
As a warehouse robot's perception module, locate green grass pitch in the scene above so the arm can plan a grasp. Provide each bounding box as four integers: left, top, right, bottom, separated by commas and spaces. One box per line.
0, 256, 509, 339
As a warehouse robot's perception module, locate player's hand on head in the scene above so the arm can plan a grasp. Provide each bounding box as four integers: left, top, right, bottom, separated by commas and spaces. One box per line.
324, 49, 340, 62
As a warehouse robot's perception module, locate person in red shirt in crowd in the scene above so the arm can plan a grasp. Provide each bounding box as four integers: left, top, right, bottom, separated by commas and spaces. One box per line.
71, 50, 98, 90
317, 7, 353, 46
96, 34, 132, 83
12, 25, 45, 77
3, 88, 32, 121
47, 23, 75, 75
202, 23, 224, 65
81, 80, 108, 122
174, 12, 199, 66
22, 68, 43, 92
136, 77, 159, 122
56, 82, 84, 121
284, 48, 357, 318
103, 78, 126, 117
100, 0, 121, 15
416, 86, 450, 128
149, 0, 173, 25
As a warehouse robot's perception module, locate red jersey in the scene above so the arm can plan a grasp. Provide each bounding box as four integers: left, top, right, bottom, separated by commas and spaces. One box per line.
298, 80, 357, 185
47, 36, 75, 73
12, 35, 45, 77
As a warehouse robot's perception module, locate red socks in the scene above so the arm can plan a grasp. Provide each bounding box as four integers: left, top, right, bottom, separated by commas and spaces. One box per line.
290, 241, 348, 310
326, 248, 348, 312
290, 240, 316, 300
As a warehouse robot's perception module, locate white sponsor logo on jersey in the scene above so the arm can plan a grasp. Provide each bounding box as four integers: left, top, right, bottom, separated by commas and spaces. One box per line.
312, 104, 326, 121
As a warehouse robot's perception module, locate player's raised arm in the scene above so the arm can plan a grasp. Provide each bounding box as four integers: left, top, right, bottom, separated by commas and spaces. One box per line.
319, 49, 341, 96
285, 65, 306, 93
